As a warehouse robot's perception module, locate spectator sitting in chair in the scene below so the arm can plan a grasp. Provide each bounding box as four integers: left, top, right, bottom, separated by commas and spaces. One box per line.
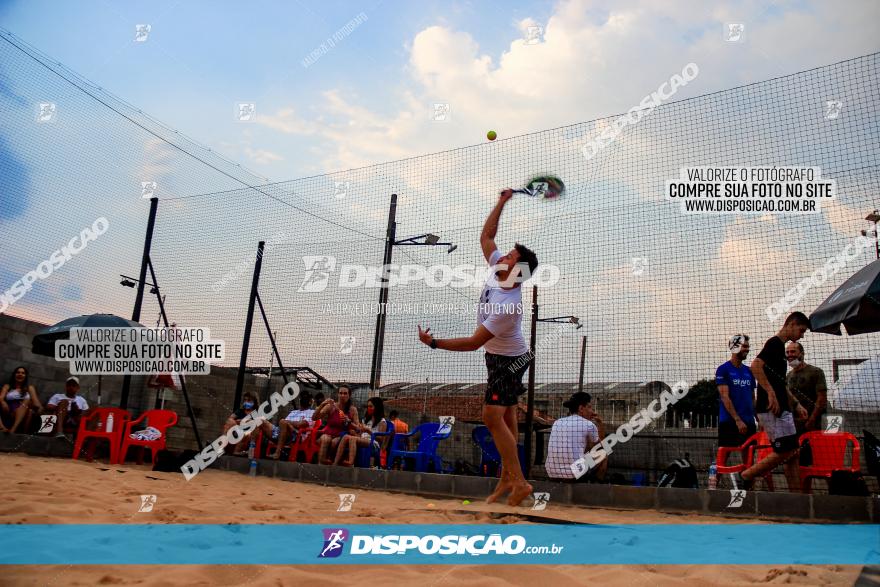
337, 397, 389, 467
388, 409, 409, 434
224, 391, 260, 455
45, 376, 88, 437
545, 392, 607, 482
1, 366, 43, 434
269, 391, 314, 460
313, 385, 359, 465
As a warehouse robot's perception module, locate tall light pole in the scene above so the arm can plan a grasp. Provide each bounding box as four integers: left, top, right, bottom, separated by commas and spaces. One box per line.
369, 194, 457, 391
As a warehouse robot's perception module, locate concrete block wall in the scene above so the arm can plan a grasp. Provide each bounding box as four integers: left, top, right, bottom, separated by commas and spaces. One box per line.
160, 367, 281, 451
0, 313, 273, 450
212, 455, 876, 523
0, 313, 140, 411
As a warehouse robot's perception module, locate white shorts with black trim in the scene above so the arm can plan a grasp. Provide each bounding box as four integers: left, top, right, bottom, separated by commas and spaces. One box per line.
757, 411, 799, 453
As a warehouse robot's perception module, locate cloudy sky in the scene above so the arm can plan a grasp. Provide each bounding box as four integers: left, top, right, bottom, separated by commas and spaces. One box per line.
1, 0, 879, 389
2, 0, 879, 179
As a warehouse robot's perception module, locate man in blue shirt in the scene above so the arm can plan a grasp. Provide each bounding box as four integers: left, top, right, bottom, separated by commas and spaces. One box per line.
716, 334, 757, 447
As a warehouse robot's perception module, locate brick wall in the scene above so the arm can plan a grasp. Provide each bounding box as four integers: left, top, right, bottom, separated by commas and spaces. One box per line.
0, 313, 278, 451
0, 313, 137, 410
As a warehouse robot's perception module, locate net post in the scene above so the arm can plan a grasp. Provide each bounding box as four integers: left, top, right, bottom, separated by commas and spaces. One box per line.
147, 256, 204, 450
234, 241, 265, 408
370, 193, 397, 391
524, 284, 538, 474
120, 196, 158, 409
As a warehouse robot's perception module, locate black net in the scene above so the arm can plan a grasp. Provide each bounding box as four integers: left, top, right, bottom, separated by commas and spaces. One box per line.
3, 24, 879, 493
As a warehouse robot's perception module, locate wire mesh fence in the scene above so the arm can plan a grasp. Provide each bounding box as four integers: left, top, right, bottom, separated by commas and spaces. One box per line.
2, 24, 879, 492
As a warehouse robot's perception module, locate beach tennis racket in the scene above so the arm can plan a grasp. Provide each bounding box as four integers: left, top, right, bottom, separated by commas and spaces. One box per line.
512, 175, 565, 199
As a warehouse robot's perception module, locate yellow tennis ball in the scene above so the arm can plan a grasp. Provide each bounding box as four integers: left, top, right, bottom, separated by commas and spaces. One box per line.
487, 130, 497, 141
462, 499, 471, 505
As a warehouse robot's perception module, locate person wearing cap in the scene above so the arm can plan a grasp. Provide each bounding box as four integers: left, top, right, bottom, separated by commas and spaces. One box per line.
545, 392, 606, 481
716, 334, 757, 449
46, 377, 90, 437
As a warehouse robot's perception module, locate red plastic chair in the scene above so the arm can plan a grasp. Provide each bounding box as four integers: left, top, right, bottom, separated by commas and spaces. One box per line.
799, 431, 861, 494
266, 427, 295, 460
295, 420, 324, 463
265, 419, 314, 459
118, 409, 178, 466
715, 430, 774, 490
73, 408, 131, 464
716, 431, 761, 475
284, 420, 315, 462
752, 431, 776, 491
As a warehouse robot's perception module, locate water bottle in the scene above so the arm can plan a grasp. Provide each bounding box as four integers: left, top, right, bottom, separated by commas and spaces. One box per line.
248, 439, 257, 477
106, 413, 114, 434
708, 462, 718, 490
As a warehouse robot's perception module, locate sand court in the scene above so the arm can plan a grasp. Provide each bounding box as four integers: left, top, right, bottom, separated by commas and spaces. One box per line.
0, 453, 864, 586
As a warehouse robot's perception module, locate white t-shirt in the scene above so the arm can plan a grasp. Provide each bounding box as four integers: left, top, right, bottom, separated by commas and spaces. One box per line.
545, 415, 599, 479
284, 408, 314, 423
47, 394, 89, 411
477, 249, 528, 356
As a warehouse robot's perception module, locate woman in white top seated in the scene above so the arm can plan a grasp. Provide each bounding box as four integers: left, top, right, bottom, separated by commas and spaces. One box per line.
336, 396, 388, 467
0, 366, 43, 433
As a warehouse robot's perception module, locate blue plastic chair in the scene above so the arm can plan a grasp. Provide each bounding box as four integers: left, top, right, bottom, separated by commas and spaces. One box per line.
387, 422, 451, 472
472, 425, 527, 478
355, 420, 395, 468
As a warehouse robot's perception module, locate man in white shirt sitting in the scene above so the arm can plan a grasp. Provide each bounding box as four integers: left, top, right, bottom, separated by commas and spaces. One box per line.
270, 391, 314, 460
46, 377, 90, 437
545, 392, 607, 482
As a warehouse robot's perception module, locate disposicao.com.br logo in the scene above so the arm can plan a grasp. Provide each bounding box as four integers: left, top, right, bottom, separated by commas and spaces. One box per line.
317, 528, 563, 558
298, 256, 560, 292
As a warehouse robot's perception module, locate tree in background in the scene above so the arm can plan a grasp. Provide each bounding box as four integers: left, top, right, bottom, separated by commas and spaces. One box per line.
671, 379, 718, 427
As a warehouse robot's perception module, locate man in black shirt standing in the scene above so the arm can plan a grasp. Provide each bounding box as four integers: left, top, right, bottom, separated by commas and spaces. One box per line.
739, 312, 810, 492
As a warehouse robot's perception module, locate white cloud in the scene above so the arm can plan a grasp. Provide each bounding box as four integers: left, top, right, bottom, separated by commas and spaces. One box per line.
244, 146, 284, 165
253, 0, 879, 173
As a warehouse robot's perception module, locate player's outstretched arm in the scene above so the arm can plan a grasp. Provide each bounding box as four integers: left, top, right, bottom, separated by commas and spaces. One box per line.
480, 189, 513, 263
418, 324, 494, 352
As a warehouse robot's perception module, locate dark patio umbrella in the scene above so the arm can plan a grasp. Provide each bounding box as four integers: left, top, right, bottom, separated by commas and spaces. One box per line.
32, 314, 145, 404
809, 259, 880, 335
32, 313, 144, 356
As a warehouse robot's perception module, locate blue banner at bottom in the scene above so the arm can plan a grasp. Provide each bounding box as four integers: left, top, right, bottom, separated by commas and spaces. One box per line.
1, 524, 877, 565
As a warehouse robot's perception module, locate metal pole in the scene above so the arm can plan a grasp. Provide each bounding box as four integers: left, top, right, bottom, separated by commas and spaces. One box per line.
234, 241, 265, 408
256, 294, 290, 386
120, 196, 159, 409
578, 336, 587, 393
147, 258, 203, 449
524, 285, 538, 473
874, 222, 880, 259
370, 194, 397, 391
266, 330, 276, 393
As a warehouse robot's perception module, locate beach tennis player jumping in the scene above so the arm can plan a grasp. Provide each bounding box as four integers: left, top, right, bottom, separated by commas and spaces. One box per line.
418, 189, 538, 506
